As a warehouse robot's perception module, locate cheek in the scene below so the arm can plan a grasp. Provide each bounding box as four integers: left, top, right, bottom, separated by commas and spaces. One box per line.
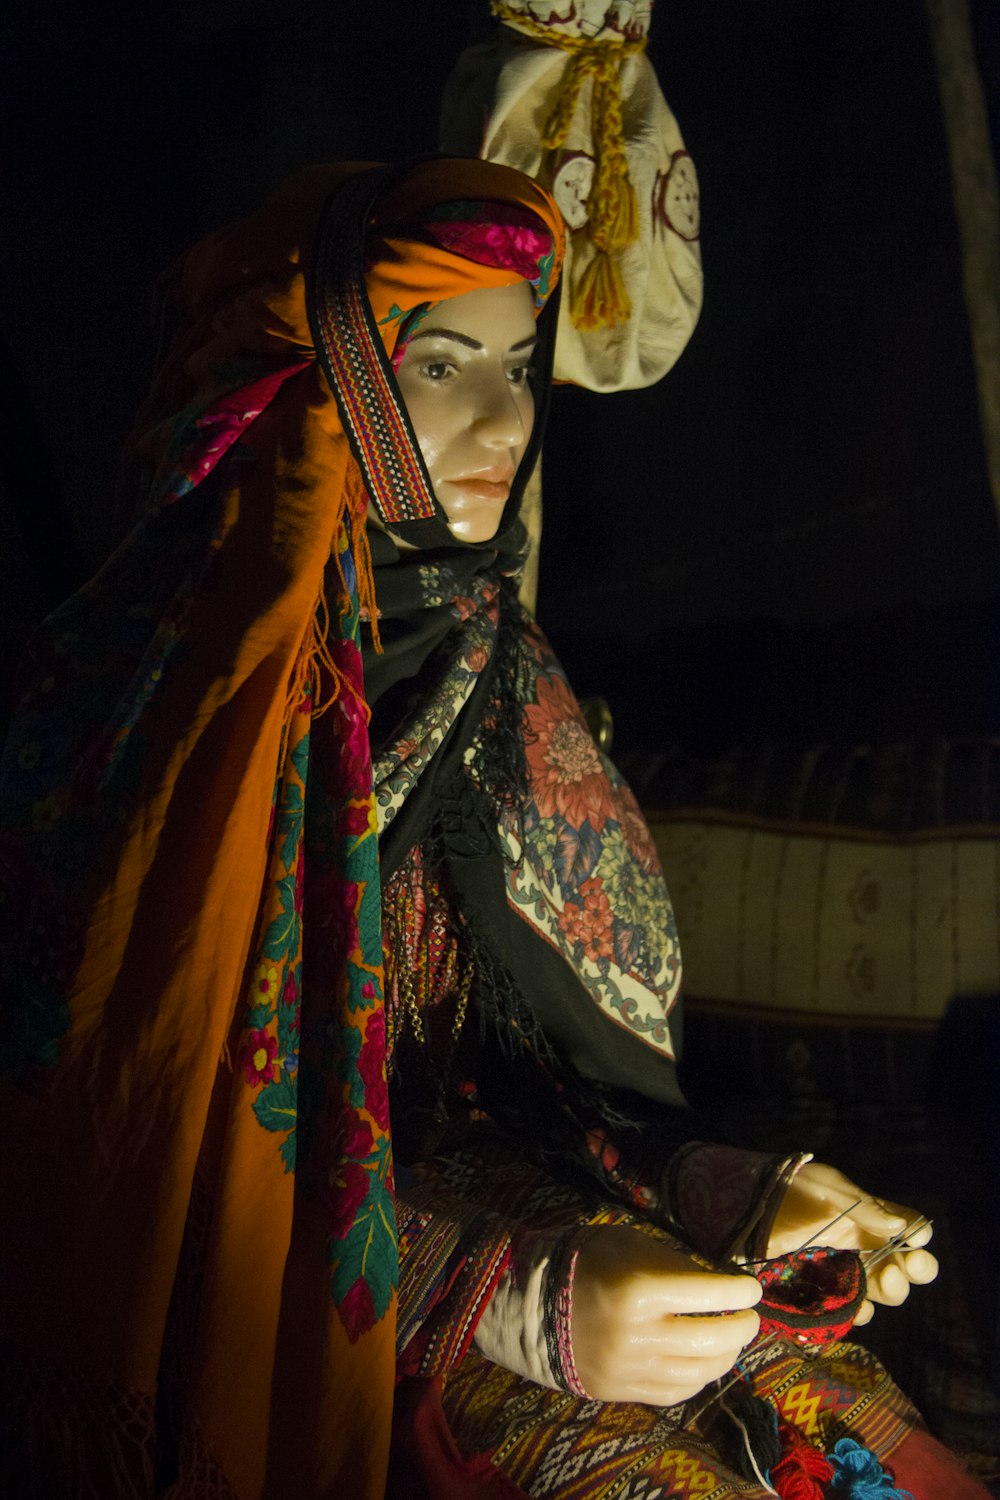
518, 389, 536, 449
403, 391, 465, 483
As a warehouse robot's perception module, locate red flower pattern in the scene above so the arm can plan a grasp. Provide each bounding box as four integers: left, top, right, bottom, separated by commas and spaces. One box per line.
333, 691, 372, 786
340, 800, 373, 839
524, 675, 615, 832
424, 216, 552, 288
338, 1112, 374, 1163
357, 1011, 390, 1131
325, 1112, 376, 1239
241, 1028, 278, 1087
617, 786, 658, 871
451, 595, 477, 622
338, 1275, 376, 1344
328, 1159, 370, 1240
558, 877, 614, 962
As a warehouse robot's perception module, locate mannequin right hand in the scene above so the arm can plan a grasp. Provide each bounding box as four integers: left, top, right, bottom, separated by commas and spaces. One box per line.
571, 1226, 762, 1405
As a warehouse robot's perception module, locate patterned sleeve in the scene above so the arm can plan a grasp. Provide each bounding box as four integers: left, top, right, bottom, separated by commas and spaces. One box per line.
394, 1175, 514, 1378
392, 1106, 804, 1398
507, 1063, 808, 1267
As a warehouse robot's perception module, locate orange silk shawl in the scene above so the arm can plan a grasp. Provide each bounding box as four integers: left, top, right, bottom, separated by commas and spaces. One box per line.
0, 159, 563, 1499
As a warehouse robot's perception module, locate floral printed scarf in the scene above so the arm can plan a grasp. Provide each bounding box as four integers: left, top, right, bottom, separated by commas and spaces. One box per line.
364, 527, 686, 1159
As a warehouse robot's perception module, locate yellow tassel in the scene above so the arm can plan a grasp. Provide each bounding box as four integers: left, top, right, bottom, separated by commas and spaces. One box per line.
570, 249, 632, 332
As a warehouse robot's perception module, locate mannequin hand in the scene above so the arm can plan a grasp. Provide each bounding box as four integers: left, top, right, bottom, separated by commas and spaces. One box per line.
768, 1162, 938, 1325
571, 1226, 762, 1405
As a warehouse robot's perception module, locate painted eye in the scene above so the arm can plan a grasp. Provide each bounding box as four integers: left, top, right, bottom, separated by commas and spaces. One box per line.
508, 363, 535, 387
421, 361, 456, 381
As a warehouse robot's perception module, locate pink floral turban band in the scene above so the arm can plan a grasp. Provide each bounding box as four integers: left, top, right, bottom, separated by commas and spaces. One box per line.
372, 199, 557, 369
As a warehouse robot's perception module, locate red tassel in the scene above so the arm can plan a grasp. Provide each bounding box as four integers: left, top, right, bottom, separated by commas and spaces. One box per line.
770, 1421, 834, 1499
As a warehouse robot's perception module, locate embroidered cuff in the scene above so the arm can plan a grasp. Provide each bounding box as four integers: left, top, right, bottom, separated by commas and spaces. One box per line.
474, 1230, 560, 1390
474, 1226, 598, 1396
542, 1227, 596, 1398
661, 1142, 811, 1264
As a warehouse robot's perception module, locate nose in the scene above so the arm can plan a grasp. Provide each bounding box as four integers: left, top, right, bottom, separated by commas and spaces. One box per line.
471, 372, 530, 450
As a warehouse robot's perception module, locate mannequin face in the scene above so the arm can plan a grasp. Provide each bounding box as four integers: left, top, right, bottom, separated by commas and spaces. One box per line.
393, 280, 537, 543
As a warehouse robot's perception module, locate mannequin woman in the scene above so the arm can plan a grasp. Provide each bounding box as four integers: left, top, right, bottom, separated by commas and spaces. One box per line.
0, 158, 980, 1500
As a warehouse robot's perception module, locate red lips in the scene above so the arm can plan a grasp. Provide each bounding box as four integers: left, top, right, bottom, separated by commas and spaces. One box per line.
445, 468, 514, 502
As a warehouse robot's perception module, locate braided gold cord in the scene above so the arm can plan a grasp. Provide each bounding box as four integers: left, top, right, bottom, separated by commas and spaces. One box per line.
491, 3, 646, 58
588, 64, 638, 253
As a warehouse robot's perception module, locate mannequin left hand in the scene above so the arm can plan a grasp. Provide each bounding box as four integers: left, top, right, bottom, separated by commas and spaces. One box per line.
767, 1162, 938, 1325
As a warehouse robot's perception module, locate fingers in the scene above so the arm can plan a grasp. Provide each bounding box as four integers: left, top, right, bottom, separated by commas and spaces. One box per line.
615, 1350, 743, 1407
791, 1165, 920, 1238
638, 1269, 763, 1316
854, 1298, 875, 1326
650, 1307, 761, 1357
868, 1262, 910, 1306
768, 1162, 906, 1256
901, 1248, 938, 1284
788, 1165, 934, 1261
572, 1230, 766, 1403
866, 1249, 940, 1305
792, 1162, 863, 1203
897, 1219, 934, 1251
845, 1198, 908, 1238
862, 1197, 934, 1243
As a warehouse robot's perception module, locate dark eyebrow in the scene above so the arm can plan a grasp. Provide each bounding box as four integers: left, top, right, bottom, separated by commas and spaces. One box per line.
406, 329, 539, 353
407, 327, 482, 350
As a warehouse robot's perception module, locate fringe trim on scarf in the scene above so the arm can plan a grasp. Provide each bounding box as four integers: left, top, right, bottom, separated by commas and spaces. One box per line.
0, 1340, 157, 1500
284, 459, 383, 722
0, 1167, 240, 1498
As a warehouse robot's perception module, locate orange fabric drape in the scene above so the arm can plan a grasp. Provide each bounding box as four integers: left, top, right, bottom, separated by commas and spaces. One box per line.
1, 159, 562, 1500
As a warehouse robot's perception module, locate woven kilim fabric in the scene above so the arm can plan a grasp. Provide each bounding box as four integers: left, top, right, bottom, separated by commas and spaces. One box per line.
440, 1338, 916, 1500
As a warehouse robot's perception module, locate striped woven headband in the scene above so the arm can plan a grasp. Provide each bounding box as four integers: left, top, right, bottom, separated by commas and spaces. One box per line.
310, 167, 438, 528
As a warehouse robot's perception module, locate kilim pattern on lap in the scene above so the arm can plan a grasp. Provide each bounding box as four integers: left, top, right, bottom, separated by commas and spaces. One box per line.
443, 1349, 758, 1499
441, 1338, 919, 1500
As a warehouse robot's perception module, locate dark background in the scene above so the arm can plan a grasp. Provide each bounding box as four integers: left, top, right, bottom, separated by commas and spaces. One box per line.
3, 0, 998, 757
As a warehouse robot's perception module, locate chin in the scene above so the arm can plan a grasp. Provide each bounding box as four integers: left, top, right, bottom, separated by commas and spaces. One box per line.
444, 516, 503, 544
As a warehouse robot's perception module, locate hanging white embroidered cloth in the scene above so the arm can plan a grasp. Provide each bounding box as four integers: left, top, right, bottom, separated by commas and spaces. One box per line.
441, 0, 703, 391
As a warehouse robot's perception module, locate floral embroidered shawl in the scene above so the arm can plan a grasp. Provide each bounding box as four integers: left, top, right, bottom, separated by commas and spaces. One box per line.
0, 158, 565, 1500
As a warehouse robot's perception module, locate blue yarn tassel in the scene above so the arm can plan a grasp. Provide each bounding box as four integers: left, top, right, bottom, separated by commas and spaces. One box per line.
827, 1438, 916, 1499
